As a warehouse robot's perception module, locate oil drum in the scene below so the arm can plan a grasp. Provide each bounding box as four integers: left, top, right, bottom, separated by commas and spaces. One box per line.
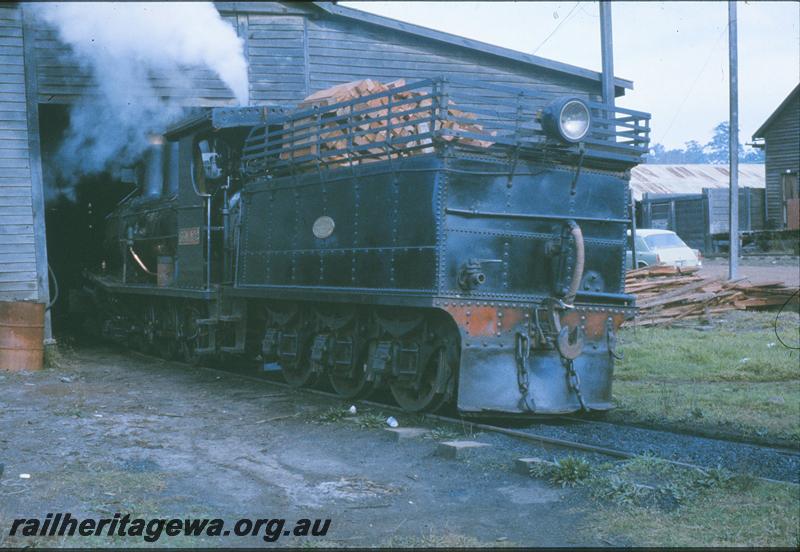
0, 301, 44, 371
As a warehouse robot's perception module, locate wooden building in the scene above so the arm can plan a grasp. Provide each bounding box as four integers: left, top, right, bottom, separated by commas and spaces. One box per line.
631, 164, 766, 253
752, 84, 800, 230
0, 2, 634, 339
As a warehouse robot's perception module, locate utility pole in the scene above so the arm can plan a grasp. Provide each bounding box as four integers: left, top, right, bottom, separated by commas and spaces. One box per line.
728, 1, 739, 279
599, 2, 615, 107
599, 2, 638, 267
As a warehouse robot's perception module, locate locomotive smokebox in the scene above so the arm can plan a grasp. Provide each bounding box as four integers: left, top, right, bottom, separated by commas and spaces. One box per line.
143, 134, 165, 199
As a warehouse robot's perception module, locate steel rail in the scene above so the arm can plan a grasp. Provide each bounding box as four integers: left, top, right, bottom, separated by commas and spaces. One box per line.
555, 415, 800, 458
127, 350, 799, 487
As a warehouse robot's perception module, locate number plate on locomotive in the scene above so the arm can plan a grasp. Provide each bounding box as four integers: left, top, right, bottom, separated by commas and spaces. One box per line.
178, 226, 201, 245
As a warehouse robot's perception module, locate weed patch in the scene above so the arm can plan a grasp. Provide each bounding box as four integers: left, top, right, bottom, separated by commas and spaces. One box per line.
578, 454, 799, 547
353, 412, 387, 430
427, 426, 461, 441
312, 406, 350, 424
529, 456, 592, 487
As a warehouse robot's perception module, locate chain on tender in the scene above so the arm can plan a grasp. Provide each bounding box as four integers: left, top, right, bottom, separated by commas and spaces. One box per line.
515, 331, 530, 397
564, 357, 588, 411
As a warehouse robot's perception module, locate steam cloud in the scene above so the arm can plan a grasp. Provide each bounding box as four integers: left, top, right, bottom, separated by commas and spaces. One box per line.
33, 2, 249, 186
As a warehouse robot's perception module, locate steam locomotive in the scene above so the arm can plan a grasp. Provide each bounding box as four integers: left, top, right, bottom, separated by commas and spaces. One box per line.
82, 77, 650, 414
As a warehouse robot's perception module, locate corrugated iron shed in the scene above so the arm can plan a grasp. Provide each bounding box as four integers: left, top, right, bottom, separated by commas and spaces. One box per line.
630, 164, 765, 201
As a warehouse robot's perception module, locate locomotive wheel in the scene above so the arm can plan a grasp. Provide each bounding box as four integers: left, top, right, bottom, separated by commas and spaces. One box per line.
180, 306, 207, 365
140, 305, 157, 354
328, 343, 373, 400
280, 335, 317, 388
129, 333, 149, 354
157, 338, 180, 360
281, 359, 318, 387
389, 347, 450, 413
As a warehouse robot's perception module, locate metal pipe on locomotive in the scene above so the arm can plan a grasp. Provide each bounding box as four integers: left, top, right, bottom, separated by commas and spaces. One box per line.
84, 77, 651, 415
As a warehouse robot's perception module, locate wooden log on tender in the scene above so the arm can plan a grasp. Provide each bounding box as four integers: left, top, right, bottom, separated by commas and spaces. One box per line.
300, 79, 390, 109
448, 107, 477, 121
386, 78, 406, 90
288, 78, 498, 163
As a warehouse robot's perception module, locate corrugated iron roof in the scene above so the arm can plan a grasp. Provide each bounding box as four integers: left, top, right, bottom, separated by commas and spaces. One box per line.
630, 164, 764, 201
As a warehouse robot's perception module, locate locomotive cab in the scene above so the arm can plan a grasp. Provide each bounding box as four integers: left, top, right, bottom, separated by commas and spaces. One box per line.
99, 107, 276, 291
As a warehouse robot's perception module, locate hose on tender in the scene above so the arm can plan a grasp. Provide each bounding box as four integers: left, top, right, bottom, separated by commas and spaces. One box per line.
563, 220, 584, 306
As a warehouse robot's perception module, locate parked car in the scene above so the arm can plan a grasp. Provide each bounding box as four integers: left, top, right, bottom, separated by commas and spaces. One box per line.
626, 229, 702, 269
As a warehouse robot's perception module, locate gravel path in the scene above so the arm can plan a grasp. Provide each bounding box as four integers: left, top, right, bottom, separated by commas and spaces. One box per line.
699, 256, 799, 287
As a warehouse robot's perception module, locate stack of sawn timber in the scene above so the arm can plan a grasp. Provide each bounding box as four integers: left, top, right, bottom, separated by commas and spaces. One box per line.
625, 265, 799, 327
280, 78, 495, 164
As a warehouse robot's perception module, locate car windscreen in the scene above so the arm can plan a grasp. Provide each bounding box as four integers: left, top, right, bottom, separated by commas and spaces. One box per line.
644, 233, 687, 249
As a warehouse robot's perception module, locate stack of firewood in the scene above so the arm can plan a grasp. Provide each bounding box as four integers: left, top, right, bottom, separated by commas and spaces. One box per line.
279, 78, 495, 163
625, 265, 799, 327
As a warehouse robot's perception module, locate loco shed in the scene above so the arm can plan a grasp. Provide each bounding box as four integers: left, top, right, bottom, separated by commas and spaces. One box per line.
83, 77, 650, 415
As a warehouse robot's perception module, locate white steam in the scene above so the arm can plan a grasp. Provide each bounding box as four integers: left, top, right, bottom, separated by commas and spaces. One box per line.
33, 2, 249, 182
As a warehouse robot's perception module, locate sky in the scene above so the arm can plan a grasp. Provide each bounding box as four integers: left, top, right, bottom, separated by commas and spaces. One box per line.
340, 1, 799, 150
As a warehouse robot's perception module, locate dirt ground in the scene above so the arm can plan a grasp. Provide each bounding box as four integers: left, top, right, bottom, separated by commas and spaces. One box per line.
699, 256, 799, 287
0, 345, 605, 548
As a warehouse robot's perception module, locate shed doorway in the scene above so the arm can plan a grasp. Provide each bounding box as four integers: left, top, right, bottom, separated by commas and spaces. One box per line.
38, 104, 135, 339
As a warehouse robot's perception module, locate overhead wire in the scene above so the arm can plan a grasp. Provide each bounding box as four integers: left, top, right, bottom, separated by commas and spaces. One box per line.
656, 24, 729, 146
532, 2, 582, 56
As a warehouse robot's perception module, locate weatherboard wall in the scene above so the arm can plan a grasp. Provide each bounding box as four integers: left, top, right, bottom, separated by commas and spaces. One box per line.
31, 3, 603, 109
761, 95, 799, 228
302, 14, 601, 107
0, 4, 37, 302
32, 15, 243, 106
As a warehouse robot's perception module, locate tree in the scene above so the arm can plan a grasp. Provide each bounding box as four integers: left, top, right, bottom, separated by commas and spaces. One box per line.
646, 121, 764, 164
705, 121, 744, 164
683, 140, 706, 163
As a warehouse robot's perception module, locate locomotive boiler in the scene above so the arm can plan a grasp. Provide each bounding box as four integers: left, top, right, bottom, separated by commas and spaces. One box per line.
84, 77, 651, 414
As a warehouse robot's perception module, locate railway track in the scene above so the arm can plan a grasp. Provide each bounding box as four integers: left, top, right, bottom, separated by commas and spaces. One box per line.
555, 415, 800, 457
129, 350, 800, 486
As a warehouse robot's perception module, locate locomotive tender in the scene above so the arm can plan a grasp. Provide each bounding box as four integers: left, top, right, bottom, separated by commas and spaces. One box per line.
85, 77, 650, 414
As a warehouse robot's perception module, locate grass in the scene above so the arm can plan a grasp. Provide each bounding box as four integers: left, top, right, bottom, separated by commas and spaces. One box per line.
352, 411, 387, 429
44, 341, 65, 369
610, 311, 800, 443
583, 457, 800, 547
427, 426, 462, 441
526, 453, 799, 547
310, 405, 390, 430
616, 312, 799, 383
312, 406, 351, 424
529, 456, 592, 488
385, 530, 515, 548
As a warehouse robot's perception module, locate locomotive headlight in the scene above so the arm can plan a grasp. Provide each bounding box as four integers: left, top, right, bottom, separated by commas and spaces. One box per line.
541, 98, 591, 143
